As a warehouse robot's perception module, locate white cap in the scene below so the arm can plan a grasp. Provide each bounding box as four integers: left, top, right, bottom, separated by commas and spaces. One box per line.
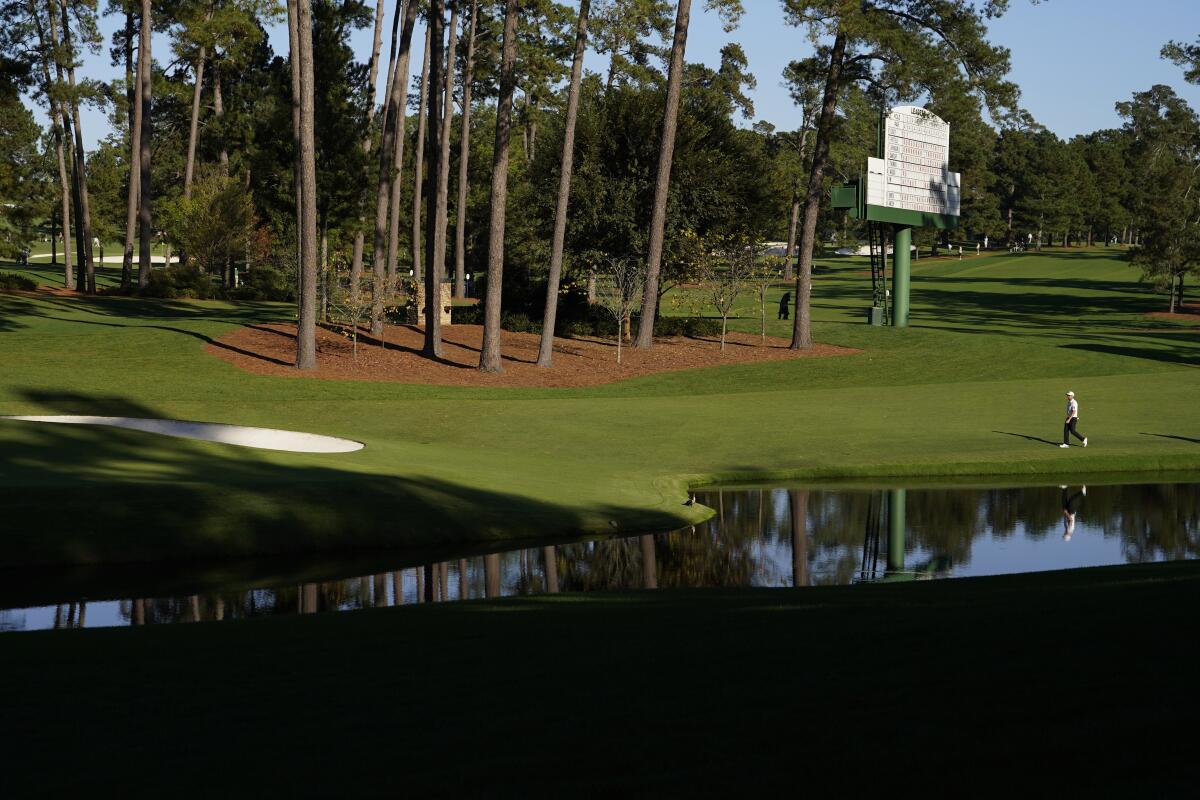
1066, 391, 1074, 397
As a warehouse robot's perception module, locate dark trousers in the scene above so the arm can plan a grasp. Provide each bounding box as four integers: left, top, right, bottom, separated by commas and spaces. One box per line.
1063, 418, 1085, 444
778, 307, 789, 320
1061, 486, 1084, 513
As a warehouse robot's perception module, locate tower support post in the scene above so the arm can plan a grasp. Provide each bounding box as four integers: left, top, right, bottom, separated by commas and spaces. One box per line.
892, 225, 912, 327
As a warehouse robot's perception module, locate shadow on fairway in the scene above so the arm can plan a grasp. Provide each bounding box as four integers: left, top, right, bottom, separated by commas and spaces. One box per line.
0, 389, 686, 568
1062, 340, 1200, 366
0, 294, 295, 366
1140, 432, 1200, 445
992, 430, 1061, 447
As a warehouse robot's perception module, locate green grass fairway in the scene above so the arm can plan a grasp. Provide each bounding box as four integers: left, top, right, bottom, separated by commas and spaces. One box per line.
0, 247, 1197, 567
4, 241, 174, 291
3, 560, 1198, 794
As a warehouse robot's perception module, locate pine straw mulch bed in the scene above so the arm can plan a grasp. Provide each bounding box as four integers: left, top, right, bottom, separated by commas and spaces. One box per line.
205, 322, 859, 388
1146, 303, 1200, 324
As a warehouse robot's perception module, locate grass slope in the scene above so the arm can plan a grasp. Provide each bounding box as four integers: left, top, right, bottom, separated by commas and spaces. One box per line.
2, 560, 1198, 795
0, 248, 1197, 567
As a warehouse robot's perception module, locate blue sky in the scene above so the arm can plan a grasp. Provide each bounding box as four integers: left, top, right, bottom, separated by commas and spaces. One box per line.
58, 0, 1200, 151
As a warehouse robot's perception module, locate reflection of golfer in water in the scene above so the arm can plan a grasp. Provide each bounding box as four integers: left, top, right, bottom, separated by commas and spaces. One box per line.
1061, 485, 1086, 540
778, 291, 791, 320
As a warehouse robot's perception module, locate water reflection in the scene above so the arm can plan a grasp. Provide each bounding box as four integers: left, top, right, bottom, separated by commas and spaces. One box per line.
1, 481, 1197, 632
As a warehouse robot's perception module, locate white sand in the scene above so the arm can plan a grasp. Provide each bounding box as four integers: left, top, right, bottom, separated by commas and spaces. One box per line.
1, 416, 364, 453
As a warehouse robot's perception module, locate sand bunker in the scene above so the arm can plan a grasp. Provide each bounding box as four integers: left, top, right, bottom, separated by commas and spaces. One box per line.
1, 415, 364, 453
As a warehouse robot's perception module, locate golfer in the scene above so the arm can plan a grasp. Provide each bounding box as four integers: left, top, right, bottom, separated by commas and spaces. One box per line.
1060, 390, 1088, 448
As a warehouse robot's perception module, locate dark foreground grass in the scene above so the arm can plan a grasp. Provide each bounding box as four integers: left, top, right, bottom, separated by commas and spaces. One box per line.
3, 560, 1198, 796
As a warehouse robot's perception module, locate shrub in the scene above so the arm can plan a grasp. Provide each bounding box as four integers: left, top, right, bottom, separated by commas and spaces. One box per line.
230, 266, 294, 302
652, 315, 721, 337
445, 304, 542, 333
451, 303, 484, 325
0, 272, 37, 291
139, 265, 221, 299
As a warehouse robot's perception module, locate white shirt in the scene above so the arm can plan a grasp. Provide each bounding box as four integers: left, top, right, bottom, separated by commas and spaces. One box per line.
1066, 398, 1079, 418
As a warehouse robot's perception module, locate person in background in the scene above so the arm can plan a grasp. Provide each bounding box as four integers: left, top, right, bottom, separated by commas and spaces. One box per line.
778, 291, 791, 320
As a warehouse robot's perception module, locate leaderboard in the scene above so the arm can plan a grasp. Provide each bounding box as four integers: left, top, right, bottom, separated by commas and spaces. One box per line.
879, 106, 960, 217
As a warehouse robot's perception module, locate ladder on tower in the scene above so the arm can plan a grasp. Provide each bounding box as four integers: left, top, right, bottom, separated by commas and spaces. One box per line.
867, 222, 890, 324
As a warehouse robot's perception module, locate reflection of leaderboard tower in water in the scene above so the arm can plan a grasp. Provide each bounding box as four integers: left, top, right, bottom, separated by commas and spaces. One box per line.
831, 106, 961, 327
857, 489, 952, 582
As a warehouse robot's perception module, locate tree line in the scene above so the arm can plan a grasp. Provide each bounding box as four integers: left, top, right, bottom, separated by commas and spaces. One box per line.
1, 1, 1197, 371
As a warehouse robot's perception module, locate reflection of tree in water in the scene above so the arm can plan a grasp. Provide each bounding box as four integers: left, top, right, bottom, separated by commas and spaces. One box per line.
83, 482, 1200, 629
554, 530, 760, 591
550, 491, 771, 590
1105, 484, 1200, 563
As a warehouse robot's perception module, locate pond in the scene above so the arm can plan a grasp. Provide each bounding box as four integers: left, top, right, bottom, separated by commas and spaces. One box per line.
3, 480, 1197, 632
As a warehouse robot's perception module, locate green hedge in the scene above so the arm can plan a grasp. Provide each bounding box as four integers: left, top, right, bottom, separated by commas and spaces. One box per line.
0, 271, 38, 291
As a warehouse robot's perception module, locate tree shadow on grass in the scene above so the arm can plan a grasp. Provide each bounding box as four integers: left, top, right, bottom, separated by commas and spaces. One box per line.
1060, 341, 1200, 367
993, 430, 1061, 447
0, 294, 294, 366
1140, 433, 1200, 445
0, 390, 688, 570
0, 295, 39, 332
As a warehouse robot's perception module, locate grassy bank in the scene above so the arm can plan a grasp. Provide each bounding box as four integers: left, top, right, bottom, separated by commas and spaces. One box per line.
2, 559, 1198, 794
0, 247, 1197, 566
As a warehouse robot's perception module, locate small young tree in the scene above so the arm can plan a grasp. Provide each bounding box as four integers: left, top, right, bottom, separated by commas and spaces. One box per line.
595, 257, 644, 364
745, 248, 781, 344
701, 243, 751, 351
329, 269, 375, 360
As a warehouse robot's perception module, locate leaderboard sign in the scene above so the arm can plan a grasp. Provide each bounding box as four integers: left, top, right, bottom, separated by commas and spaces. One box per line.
865, 106, 960, 221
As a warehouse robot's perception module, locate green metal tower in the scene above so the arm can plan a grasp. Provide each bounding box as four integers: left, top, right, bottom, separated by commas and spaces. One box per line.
830, 106, 961, 327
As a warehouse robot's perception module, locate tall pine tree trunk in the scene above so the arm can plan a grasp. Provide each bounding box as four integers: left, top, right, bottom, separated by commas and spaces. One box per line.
288, 0, 303, 296
790, 28, 846, 350
453, 0, 478, 299
372, 0, 419, 333
213, 63, 228, 174
293, 0, 319, 370
784, 180, 800, 281
30, 0, 73, 289
51, 0, 95, 293
424, 0, 447, 358
384, 10, 414, 288
433, 1, 459, 311
478, 0, 518, 373
374, 0, 400, 289
782, 127, 809, 283
536, 0, 590, 368
136, 0, 153, 288
349, 0, 385, 291
410, 27, 432, 284
183, 46, 206, 197
120, 6, 138, 290
633, 0, 691, 350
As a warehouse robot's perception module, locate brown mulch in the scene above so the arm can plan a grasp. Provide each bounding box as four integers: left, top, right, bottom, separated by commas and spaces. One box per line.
1147, 303, 1200, 323
205, 322, 858, 388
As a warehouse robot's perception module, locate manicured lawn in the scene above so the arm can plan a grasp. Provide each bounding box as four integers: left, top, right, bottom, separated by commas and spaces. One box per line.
1, 247, 1197, 793
2, 559, 1197, 794
6, 242, 175, 291
0, 247, 1197, 567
